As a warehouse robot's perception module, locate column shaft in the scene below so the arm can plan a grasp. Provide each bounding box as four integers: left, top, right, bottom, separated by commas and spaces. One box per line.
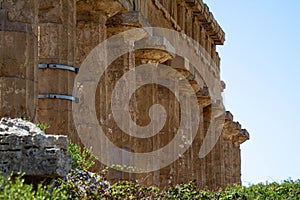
37, 0, 76, 139
0, 0, 38, 119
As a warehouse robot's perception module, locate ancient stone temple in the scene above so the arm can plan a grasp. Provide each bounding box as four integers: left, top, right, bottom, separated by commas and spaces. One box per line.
0, 0, 249, 189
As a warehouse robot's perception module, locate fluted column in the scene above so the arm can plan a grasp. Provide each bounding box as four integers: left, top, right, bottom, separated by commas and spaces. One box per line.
37, 0, 76, 139
0, 0, 38, 119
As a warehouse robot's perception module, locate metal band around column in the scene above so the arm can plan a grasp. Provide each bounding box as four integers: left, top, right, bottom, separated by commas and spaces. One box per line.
38, 64, 79, 73
38, 94, 80, 103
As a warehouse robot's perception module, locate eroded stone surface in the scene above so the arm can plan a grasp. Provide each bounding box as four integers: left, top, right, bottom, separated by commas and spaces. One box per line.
0, 0, 38, 119
0, 118, 72, 177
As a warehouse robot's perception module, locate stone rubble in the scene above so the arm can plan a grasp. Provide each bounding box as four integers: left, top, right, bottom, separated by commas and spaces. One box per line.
0, 118, 72, 178
52, 168, 110, 195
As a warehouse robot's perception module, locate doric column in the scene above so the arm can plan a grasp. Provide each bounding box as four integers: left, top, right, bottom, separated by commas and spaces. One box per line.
166, 56, 203, 187
0, 0, 38, 119
221, 112, 249, 185
76, 4, 108, 146
105, 11, 178, 187
37, 0, 76, 140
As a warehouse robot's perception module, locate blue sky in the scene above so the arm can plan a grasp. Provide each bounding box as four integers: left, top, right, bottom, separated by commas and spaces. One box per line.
204, 0, 300, 184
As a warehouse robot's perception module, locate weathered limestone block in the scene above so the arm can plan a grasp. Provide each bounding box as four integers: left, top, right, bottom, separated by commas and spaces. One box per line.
76, 0, 123, 19
222, 111, 250, 145
196, 86, 211, 107
106, 11, 149, 37
166, 56, 209, 95
233, 129, 250, 147
135, 36, 175, 63
0, 0, 38, 119
222, 112, 242, 138
131, 0, 173, 29
0, 118, 71, 177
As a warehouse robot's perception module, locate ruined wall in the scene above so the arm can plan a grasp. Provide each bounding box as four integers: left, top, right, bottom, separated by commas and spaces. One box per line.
0, 0, 249, 190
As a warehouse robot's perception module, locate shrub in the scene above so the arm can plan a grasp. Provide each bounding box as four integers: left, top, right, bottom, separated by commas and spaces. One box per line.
102, 180, 159, 199
2, 167, 300, 199
36, 123, 50, 132
0, 173, 69, 200
67, 142, 97, 170
56, 168, 110, 200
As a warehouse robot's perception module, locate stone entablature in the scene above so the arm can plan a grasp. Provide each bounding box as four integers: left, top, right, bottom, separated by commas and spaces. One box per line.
125, 0, 224, 69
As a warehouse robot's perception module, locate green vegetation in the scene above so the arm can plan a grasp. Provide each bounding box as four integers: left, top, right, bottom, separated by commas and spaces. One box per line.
0, 173, 69, 200
1, 142, 299, 199
103, 181, 160, 199
102, 180, 300, 199
36, 123, 50, 132
1, 173, 300, 199
67, 142, 97, 170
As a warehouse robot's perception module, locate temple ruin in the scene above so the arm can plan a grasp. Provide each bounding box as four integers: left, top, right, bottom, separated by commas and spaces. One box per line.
0, 0, 249, 189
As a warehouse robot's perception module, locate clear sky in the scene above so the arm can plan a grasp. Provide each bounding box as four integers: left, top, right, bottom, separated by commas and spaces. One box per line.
204, 0, 300, 185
